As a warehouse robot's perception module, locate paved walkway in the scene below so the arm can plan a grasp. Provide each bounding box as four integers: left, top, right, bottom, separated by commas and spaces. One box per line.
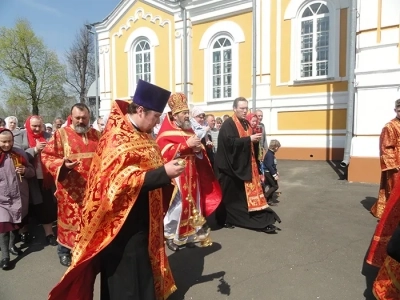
0, 161, 380, 300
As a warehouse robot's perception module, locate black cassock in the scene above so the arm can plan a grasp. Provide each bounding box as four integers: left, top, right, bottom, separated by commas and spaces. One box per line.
100, 167, 172, 300
215, 117, 280, 230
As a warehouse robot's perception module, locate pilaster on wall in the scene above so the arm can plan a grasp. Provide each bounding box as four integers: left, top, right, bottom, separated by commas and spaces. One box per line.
174, 10, 193, 103
98, 36, 112, 115
256, 0, 271, 104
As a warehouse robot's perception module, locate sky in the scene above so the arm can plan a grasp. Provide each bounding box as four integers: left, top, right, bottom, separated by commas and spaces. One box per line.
0, 0, 121, 62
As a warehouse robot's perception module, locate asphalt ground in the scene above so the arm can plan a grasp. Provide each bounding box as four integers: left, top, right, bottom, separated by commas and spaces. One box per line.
0, 160, 380, 300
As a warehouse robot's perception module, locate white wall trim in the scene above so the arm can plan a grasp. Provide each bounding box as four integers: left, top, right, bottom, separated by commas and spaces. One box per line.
124, 27, 159, 52
199, 20, 245, 49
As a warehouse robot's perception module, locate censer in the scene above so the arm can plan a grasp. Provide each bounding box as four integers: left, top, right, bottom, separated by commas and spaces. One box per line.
187, 194, 212, 247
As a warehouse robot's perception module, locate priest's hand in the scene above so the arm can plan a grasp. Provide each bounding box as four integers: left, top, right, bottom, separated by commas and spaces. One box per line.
63, 157, 80, 169
187, 135, 201, 148
165, 160, 185, 178
250, 133, 262, 143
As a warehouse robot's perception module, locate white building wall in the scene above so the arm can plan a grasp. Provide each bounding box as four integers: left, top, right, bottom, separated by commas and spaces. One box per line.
352, 0, 400, 158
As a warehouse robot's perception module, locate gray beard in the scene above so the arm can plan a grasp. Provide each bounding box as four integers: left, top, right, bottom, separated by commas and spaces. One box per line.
181, 120, 192, 130
74, 125, 89, 134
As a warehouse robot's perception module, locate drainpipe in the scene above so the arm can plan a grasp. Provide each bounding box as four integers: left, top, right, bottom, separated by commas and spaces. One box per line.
252, 0, 257, 112
340, 0, 357, 168
179, 2, 188, 97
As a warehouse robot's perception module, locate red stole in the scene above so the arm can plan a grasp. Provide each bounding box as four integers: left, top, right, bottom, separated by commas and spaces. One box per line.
232, 114, 268, 212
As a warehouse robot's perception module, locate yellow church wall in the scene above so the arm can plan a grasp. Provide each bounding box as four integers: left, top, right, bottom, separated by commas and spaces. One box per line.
110, 0, 174, 98
192, 12, 253, 103
270, 0, 349, 96
277, 109, 347, 131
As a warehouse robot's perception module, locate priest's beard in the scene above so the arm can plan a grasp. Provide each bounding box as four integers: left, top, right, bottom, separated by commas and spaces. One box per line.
74, 124, 89, 134
180, 120, 192, 130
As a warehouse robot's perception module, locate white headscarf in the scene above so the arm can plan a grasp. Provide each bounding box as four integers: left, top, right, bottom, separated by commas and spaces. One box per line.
5, 116, 18, 130
191, 107, 205, 118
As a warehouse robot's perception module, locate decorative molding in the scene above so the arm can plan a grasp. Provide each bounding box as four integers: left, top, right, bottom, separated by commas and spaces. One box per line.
124, 27, 160, 52
95, 0, 178, 33
199, 20, 245, 49
114, 7, 171, 39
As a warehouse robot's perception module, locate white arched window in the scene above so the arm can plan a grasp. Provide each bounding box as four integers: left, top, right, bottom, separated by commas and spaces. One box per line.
211, 37, 233, 99
133, 39, 151, 83
199, 21, 244, 102
299, 2, 330, 78
285, 0, 341, 83
125, 27, 159, 96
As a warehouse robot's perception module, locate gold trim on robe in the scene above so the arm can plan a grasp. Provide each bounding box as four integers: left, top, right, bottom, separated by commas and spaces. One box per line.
372, 118, 400, 218
41, 127, 100, 249
48, 100, 176, 300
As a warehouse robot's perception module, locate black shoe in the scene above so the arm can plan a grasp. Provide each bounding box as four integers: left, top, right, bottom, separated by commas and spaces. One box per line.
224, 223, 235, 229
1, 258, 10, 270
267, 201, 277, 206
46, 234, 58, 246
262, 225, 278, 234
9, 246, 23, 256
166, 240, 179, 252
59, 255, 71, 267
20, 232, 30, 244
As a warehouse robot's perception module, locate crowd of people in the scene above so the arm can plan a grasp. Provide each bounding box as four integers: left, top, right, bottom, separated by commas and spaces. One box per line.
0, 80, 284, 299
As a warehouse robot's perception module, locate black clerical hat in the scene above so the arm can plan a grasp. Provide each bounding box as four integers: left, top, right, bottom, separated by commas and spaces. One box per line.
132, 80, 171, 113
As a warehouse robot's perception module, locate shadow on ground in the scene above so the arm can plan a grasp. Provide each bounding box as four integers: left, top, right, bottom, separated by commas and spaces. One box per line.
361, 245, 380, 300
361, 197, 378, 212
167, 242, 229, 300
325, 160, 346, 180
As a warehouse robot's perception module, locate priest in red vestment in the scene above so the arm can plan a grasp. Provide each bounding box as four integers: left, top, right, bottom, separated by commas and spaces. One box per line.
371, 99, 400, 219
48, 80, 185, 300
41, 103, 100, 267
156, 92, 222, 251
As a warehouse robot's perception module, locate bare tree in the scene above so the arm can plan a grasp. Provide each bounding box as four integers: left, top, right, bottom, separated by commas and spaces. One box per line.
0, 19, 66, 115
65, 24, 95, 104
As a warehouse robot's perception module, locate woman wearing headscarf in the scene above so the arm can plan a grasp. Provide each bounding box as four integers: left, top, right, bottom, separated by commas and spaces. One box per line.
0, 128, 35, 269
5, 116, 26, 150
23, 116, 58, 246
246, 113, 263, 163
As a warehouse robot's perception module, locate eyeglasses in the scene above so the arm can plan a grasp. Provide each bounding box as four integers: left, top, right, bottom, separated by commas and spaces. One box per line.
196, 115, 205, 119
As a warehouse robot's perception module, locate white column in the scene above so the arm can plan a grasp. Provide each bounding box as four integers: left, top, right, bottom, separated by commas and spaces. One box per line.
174, 10, 193, 103
174, 12, 183, 94
98, 33, 112, 116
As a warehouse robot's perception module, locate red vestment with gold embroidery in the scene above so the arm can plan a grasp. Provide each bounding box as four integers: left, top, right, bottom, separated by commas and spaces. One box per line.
41, 127, 100, 249
156, 113, 221, 238
371, 118, 400, 219
48, 100, 176, 300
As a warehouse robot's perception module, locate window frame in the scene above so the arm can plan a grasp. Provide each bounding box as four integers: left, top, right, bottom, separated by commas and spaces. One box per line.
291, 0, 340, 83
128, 37, 155, 96
205, 34, 239, 103
210, 36, 234, 101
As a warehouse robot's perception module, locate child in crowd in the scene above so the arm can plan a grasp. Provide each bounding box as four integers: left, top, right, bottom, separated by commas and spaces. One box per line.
263, 140, 281, 205
0, 128, 35, 270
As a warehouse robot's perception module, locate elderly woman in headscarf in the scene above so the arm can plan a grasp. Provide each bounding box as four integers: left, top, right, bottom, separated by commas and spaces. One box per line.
5, 116, 26, 150
190, 106, 215, 166
0, 128, 35, 269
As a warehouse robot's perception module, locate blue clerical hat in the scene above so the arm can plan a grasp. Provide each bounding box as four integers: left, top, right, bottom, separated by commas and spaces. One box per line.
132, 80, 171, 113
